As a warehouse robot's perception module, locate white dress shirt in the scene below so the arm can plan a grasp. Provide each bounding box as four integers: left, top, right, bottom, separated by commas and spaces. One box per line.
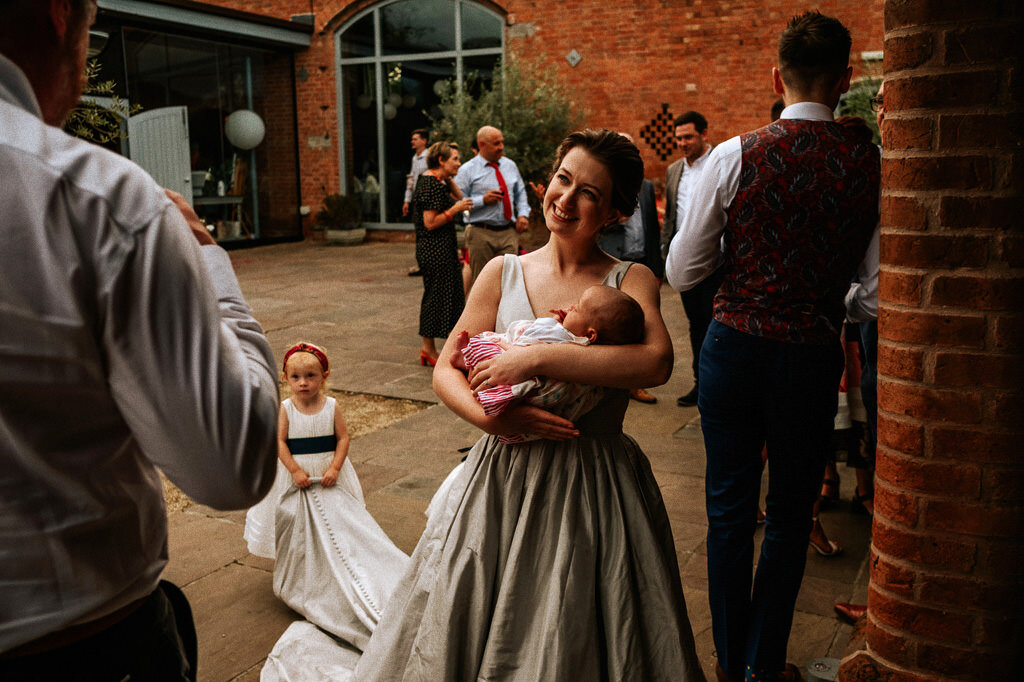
455, 154, 531, 226
674, 144, 714, 234
0, 55, 279, 651
665, 102, 836, 292
403, 150, 428, 203
846, 224, 880, 322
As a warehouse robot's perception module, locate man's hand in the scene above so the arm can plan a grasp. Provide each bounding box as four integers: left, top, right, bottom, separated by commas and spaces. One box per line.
528, 181, 546, 201
515, 215, 530, 233
483, 189, 504, 205
402, 202, 410, 216
165, 189, 215, 246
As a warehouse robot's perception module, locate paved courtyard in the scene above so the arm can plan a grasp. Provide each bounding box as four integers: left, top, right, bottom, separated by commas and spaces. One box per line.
166, 240, 872, 681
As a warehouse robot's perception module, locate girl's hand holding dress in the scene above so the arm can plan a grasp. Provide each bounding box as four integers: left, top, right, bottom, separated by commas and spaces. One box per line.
290, 467, 312, 489
321, 466, 340, 487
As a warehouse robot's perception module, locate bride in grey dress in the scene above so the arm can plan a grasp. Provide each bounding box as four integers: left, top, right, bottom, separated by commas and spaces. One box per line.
356, 129, 702, 681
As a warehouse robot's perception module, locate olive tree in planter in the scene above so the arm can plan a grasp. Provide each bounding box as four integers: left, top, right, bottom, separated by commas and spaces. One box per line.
317, 193, 365, 245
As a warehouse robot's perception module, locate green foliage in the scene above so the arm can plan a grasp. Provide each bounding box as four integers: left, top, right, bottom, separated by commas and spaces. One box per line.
428, 59, 584, 189
837, 55, 882, 146
65, 60, 141, 145
316, 193, 363, 230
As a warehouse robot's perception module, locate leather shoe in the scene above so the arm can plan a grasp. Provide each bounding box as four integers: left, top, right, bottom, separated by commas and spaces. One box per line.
676, 385, 698, 407
715, 663, 740, 682
629, 387, 657, 403
834, 601, 867, 624
779, 663, 803, 681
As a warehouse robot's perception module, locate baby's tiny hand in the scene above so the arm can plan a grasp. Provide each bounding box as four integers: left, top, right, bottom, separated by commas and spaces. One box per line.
321, 467, 340, 487
291, 468, 312, 489
549, 307, 568, 323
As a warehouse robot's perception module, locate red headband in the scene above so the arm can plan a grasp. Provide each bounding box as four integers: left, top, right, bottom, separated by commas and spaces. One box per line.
282, 343, 329, 373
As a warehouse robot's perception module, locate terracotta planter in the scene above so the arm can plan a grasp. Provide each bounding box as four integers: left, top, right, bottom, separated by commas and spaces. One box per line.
326, 227, 366, 245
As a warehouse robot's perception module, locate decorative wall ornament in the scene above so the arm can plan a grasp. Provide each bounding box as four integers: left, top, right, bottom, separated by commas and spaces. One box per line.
640, 103, 676, 161
566, 49, 582, 67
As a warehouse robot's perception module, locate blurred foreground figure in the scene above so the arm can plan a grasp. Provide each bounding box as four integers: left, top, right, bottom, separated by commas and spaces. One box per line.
0, 1, 279, 678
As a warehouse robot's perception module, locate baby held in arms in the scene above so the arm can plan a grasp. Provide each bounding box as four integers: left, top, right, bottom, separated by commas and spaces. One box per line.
455, 284, 645, 442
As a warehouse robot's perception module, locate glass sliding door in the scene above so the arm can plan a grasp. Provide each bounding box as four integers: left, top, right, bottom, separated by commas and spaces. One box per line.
336, 0, 504, 228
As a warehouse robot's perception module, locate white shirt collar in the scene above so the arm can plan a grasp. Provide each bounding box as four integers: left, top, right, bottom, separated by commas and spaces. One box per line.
684, 143, 713, 170
0, 54, 43, 119
779, 101, 835, 122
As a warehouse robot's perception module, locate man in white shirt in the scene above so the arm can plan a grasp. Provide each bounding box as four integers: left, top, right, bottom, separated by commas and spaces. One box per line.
0, 1, 278, 677
403, 128, 429, 276
401, 128, 429, 217
660, 111, 722, 407
456, 125, 531, 285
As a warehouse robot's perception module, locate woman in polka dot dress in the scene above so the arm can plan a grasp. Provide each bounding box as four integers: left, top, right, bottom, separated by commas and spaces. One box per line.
411, 140, 474, 366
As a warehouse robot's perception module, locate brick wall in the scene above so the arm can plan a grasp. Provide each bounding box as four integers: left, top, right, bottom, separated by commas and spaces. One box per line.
838, 1, 1024, 680
180, 1, 884, 234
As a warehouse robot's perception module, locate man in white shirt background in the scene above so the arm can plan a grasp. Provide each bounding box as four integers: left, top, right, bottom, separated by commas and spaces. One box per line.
660, 111, 724, 407
456, 125, 531, 286
0, 1, 279, 677
403, 128, 429, 276
402, 128, 429, 218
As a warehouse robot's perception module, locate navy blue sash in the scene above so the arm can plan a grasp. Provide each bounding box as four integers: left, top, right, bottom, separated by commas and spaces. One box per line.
286, 435, 337, 454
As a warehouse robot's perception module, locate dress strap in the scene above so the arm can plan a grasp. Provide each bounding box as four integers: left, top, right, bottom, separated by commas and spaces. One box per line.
602, 260, 634, 289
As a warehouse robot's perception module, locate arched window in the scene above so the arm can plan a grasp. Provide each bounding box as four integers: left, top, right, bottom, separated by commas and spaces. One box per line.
335, 0, 504, 227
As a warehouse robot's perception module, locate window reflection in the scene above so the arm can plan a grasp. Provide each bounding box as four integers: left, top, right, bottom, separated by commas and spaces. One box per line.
381, 0, 456, 55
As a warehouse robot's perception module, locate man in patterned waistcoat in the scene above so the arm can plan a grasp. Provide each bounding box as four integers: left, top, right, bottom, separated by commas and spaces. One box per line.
665, 11, 880, 682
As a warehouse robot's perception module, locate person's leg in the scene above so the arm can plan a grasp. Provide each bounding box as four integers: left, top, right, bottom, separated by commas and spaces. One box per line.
699, 321, 767, 681
418, 266, 439, 363
744, 339, 843, 678
855, 320, 878, 514
495, 226, 519, 259
467, 226, 490, 285
679, 266, 725, 405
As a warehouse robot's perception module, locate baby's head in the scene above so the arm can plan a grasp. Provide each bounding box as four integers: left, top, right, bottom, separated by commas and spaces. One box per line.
561, 285, 645, 345
282, 342, 330, 397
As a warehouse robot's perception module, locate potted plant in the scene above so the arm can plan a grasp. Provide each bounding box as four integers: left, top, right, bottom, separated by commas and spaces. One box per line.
317, 193, 365, 245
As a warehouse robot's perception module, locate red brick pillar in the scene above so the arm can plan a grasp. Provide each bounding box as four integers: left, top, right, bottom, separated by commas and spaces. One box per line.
838, 2, 1024, 680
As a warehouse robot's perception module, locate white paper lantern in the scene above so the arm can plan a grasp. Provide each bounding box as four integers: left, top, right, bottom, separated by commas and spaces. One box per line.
355, 94, 372, 109
402, 94, 416, 108
225, 109, 265, 150
387, 92, 402, 108
384, 103, 397, 120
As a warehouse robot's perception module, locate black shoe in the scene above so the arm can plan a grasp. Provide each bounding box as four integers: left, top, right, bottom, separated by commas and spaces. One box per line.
676, 386, 698, 407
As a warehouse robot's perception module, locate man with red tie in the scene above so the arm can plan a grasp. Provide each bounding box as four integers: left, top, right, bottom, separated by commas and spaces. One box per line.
456, 125, 531, 286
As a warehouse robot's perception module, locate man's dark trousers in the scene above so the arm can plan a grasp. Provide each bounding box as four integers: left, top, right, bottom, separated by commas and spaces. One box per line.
698, 320, 843, 678
680, 265, 725, 387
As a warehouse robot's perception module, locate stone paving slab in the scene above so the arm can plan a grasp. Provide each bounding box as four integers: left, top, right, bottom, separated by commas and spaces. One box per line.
162, 241, 871, 680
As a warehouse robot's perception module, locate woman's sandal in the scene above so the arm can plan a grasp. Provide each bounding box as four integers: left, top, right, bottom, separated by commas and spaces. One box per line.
852, 487, 874, 516
809, 517, 843, 557
819, 475, 840, 508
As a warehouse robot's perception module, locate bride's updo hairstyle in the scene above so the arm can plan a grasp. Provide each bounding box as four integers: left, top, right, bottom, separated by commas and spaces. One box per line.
550, 129, 645, 217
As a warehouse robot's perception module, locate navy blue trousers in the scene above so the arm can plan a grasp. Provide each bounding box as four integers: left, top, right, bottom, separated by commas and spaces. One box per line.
698, 320, 843, 679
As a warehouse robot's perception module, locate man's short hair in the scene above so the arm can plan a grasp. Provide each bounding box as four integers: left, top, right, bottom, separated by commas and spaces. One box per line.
411, 128, 428, 140
770, 98, 785, 122
777, 11, 851, 93
673, 111, 707, 134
